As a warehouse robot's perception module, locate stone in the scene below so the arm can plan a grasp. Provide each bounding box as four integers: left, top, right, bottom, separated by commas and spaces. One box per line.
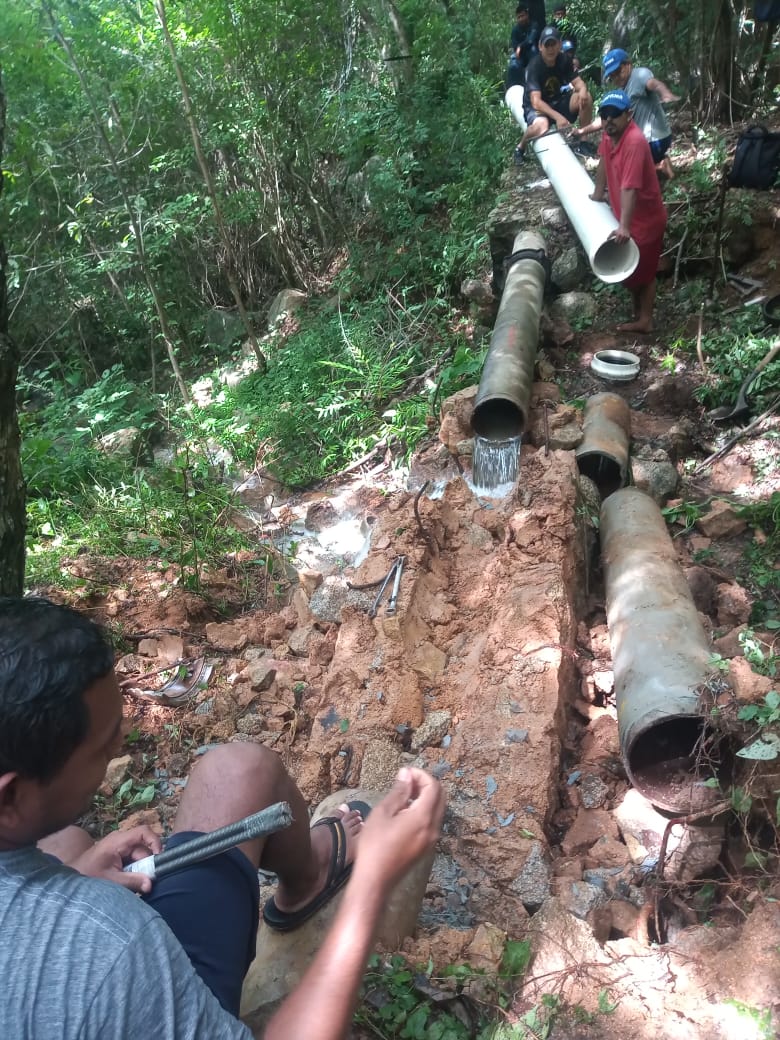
580, 774, 609, 809
712, 625, 747, 659
549, 291, 597, 323
305, 500, 339, 532
540, 205, 568, 228
104, 754, 133, 792
608, 898, 642, 938
685, 566, 717, 615
510, 841, 552, 909
585, 836, 631, 870
236, 714, 266, 736
94, 427, 144, 459
240, 786, 435, 1036
465, 922, 506, 971
438, 386, 479, 455
205, 622, 249, 652
460, 279, 494, 307
267, 289, 306, 329
561, 808, 619, 856
308, 578, 351, 624
410, 642, 447, 681
359, 739, 403, 789
552, 247, 587, 291
728, 657, 773, 703
232, 472, 286, 513
263, 616, 288, 644
411, 710, 452, 751
299, 570, 323, 597
287, 625, 315, 657
559, 879, 607, 918
643, 374, 698, 413
695, 500, 747, 539
246, 660, 278, 691
205, 308, 248, 348
715, 582, 752, 628
630, 447, 679, 503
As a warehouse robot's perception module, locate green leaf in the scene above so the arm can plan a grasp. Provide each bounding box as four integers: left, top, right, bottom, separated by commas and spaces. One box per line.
500, 939, 532, 978
737, 734, 780, 760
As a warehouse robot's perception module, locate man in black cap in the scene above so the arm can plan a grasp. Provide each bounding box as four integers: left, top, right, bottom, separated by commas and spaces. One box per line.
512, 25, 593, 164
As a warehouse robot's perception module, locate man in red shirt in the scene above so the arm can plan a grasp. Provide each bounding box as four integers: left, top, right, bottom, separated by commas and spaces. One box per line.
590, 88, 668, 333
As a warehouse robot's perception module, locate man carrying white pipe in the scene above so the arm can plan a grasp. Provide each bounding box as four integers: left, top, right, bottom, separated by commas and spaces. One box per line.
513, 26, 593, 165
0, 596, 446, 1040
572, 49, 680, 180
589, 89, 668, 334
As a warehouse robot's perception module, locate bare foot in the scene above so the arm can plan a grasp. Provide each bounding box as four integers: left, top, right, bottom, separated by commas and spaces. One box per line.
272, 805, 363, 914
617, 320, 653, 333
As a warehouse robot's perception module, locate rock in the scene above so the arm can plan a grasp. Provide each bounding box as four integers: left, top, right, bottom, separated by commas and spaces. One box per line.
263, 616, 288, 644
552, 247, 587, 291
728, 657, 773, 702
246, 660, 278, 691
465, 922, 506, 971
233, 472, 286, 512
287, 625, 315, 657
205, 622, 249, 652
712, 624, 747, 659
525, 897, 608, 1003
549, 291, 597, 323
630, 446, 679, 503
585, 836, 631, 870
104, 754, 133, 792
299, 570, 323, 597
608, 898, 642, 938
267, 289, 307, 329
359, 739, 403, 789
561, 808, 619, 856
643, 374, 698, 413
94, 427, 145, 460
540, 205, 568, 228
559, 879, 607, 919
205, 308, 251, 348
410, 642, 447, 681
236, 714, 266, 736
240, 786, 436, 1036
305, 501, 338, 532
460, 279, 494, 307
695, 500, 747, 539
580, 774, 609, 809
510, 841, 552, 909
411, 710, 452, 751
715, 582, 751, 627
685, 566, 717, 615
438, 386, 479, 455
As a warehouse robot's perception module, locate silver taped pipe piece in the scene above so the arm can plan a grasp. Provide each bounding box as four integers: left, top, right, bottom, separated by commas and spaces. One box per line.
601, 488, 725, 813
471, 230, 547, 440
575, 392, 631, 498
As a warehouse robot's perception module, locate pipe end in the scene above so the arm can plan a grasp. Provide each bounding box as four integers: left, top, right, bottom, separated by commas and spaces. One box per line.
591, 237, 640, 284
472, 398, 525, 440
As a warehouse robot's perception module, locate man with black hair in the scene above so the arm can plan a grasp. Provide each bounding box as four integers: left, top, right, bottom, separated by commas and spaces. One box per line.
510, 4, 540, 65
589, 89, 668, 333
0, 597, 445, 1040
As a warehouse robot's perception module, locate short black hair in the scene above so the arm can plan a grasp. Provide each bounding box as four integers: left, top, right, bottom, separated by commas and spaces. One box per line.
0, 598, 115, 782
516, 4, 529, 12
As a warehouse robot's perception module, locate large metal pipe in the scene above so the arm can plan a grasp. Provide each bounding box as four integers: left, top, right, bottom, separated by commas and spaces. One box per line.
601, 488, 726, 813
504, 88, 639, 284
575, 393, 631, 498
471, 230, 547, 440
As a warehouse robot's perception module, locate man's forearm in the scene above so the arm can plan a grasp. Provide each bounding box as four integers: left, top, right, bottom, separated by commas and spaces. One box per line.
619, 187, 636, 231
263, 873, 384, 1040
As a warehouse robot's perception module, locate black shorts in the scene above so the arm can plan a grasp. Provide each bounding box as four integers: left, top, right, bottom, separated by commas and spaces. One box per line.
144, 831, 260, 1016
525, 93, 574, 125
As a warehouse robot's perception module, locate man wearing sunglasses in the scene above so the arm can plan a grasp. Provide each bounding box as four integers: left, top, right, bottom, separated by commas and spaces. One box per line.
589, 89, 667, 334
572, 49, 680, 180
513, 25, 593, 165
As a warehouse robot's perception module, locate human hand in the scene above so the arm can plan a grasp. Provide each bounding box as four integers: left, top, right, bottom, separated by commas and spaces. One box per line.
589, 192, 605, 202
72, 826, 163, 894
555, 115, 571, 130
353, 768, 445, 892
609, 224, 631, 244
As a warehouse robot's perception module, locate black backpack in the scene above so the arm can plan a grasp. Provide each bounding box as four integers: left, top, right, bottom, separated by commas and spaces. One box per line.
729, 125, 780, 190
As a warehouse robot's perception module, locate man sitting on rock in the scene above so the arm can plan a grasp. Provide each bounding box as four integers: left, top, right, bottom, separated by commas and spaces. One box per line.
0, 596, 445, 1040
513, 26, 593, 165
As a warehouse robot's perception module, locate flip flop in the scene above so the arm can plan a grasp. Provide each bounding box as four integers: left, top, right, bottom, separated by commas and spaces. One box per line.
262, 800, 371, 932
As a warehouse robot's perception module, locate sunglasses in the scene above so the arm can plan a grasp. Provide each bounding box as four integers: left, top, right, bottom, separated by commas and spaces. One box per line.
599, 107, 626, 119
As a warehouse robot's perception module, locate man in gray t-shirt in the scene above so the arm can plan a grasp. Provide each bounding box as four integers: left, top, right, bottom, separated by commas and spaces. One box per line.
572, 48, 680, 179
0, 597, 446, 1040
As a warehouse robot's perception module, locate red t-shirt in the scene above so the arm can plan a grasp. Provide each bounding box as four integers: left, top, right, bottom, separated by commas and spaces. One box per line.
598, 119, 667, 245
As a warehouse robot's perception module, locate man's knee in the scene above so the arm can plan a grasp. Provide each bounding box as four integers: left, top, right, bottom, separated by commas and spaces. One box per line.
190, 742, 286, 789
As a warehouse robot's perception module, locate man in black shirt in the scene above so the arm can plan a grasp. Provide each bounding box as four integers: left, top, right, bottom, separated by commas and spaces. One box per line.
510, 4, 540, 65
512, 25, 592, 164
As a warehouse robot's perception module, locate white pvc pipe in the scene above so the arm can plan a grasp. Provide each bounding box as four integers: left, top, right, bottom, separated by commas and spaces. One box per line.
504, 90, 639, 285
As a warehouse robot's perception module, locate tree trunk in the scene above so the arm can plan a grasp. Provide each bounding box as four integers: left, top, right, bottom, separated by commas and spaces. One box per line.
0, 64, 27, 594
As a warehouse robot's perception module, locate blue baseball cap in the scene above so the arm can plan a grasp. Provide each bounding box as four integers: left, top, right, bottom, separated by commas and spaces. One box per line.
603, 48, 629, 77
598, 89, 632, 113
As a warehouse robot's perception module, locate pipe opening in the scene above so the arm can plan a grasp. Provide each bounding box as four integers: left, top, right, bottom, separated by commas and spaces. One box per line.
576, 451, 624, 498
627, 716, 727, 812
592, 238, 641, 284
472, 398, 525, 440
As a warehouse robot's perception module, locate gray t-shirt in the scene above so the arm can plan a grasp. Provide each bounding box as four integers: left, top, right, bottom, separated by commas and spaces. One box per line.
0, 846, 253, 1040
626, 66, 671, 143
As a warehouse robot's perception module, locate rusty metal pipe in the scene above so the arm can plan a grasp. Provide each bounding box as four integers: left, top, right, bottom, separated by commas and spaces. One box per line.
471, 230, 547, 440
601, 488, 726, 813
575, 393, 631, 498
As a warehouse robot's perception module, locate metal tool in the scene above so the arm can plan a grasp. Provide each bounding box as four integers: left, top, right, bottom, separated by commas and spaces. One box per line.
707, 338, 780, 423
123, 801, 292, 880
368, 556, 405, 618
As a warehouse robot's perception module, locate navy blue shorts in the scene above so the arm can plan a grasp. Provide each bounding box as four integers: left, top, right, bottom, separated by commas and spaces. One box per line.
650, 135, 672, 163
144, 831, 260, 1016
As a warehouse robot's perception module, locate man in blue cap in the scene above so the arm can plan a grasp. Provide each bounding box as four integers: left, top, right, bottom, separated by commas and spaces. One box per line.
573, 49, 680, 179
589, 88, 668, 333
